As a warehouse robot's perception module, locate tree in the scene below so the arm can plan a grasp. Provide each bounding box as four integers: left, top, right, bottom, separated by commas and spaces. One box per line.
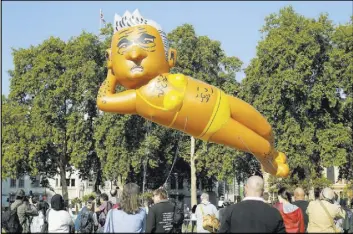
241, 6, 352, 191
3, 32, 106, 199
327, 17, 353, 181
167, 24, 244, 206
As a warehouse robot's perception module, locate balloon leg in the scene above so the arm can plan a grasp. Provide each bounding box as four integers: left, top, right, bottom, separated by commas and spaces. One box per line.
209, 119, 289, 177
227, 95, 274, 145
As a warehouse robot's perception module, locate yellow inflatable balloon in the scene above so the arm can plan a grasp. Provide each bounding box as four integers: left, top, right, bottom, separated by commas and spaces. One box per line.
97, 9, 290, 178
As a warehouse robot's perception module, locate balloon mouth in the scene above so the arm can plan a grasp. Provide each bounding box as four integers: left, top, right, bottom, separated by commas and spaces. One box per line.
130, 66, 144, 73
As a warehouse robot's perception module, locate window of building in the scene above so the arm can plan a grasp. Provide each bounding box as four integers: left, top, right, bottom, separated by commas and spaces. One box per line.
170, 177, 176, 190
71, 179, 75, 187
10, 179, 16, 188
56, 178, 59, 187
18, 178, 25, 188
88, 179, 93, 188
66, 179, 70, 187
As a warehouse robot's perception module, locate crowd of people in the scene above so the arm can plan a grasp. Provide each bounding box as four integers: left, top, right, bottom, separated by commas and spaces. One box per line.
2, 176, 353, 233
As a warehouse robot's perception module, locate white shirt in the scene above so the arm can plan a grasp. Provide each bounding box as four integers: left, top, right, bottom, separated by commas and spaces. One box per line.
48, 209, 73, 233
242, 197, 265, 202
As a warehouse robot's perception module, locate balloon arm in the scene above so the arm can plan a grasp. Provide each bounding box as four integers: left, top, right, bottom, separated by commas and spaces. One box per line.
97, 70, 136, 114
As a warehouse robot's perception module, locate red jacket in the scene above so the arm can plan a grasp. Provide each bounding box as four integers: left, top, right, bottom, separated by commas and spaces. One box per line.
275, 203, 305, 233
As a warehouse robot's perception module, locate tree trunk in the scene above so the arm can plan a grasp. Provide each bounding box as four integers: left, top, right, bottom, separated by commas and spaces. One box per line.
190, 136, 197, 207
59, 164, 68, 200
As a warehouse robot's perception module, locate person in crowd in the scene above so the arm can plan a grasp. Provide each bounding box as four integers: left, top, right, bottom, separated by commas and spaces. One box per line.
10, 189, 39, 233
110, 188, 118, 205
306, 187, 346, 232
195, 193, 219, 233
143, 197, 153, 215
48, 194, 74, 233
30, 201, 47, 233
75, 196, 98, 233
218, 201, 231, 224
146, 188, 184, 233
219, 176, 285, 233
275, 187, 304, 233
292, 187, 309, 232
95, 193, 113, 232
340, 198, 353, 233
104, 183, 146, 233
190, 205, 198, 233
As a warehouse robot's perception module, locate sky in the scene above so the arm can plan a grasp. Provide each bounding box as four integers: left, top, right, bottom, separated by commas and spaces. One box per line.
2, 1, 352, 96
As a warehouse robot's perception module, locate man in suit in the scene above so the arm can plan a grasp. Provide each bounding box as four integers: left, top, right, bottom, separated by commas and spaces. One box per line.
218, 176, 285, 233
292, 187, 309, 231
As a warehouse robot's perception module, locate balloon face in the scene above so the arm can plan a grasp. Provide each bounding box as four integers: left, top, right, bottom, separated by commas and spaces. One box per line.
111, 25, 170, 89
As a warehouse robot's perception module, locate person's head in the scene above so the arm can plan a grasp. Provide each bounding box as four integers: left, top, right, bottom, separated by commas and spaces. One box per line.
51, 194, 65, 211
144, 197, 153, 207
294, 187, 305, 201
244, 176, 264, 198
121, 183, 141, 214
152, 188, 168, 204
278, 187, 292, 203
31, 195, 39, 205
15, 189, 25, 200
100, 193, 109, 203
321, 187, 335, 203
314, 187, 321, 200
191, 205, 197, 213
200, 193, 209, 203
86, 196, 95, 211
37, 202, 46, 214
108, 9, 177, 89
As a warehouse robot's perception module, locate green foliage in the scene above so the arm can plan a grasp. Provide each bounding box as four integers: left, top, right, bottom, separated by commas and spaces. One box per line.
82, 193, 96, 203
71, 197, 82, 206
3, 32, 106, 199
141, 191, 153, 200
242, 6, 353, 189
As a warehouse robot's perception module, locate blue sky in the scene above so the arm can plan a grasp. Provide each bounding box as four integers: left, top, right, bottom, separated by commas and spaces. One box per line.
2, 1, 352, 96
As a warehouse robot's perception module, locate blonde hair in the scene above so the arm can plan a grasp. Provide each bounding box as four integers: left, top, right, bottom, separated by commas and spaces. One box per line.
120, 183, 141, 214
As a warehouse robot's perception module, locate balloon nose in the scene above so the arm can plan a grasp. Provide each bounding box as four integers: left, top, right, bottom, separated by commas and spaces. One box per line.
125, 46, 147, 62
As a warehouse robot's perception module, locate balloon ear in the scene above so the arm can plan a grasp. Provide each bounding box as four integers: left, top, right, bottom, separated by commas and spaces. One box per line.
168, 48, 177, 68
106, 49, 112, 69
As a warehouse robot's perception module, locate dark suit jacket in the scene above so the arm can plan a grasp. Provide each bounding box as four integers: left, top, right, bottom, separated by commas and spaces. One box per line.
292, 200, 309, 231
218, 200, 286, 233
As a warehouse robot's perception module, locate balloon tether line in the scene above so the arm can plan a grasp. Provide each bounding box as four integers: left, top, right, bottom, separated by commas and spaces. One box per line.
237, 136, 275, 175
162, 116, 188, 188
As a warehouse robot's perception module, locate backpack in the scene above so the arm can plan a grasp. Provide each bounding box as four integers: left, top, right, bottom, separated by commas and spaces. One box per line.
200, 204, 220, 233
171, 201, 185, 233
1, 205, 23, 233
98, 201, 113, 227
79, 208, 94, 233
